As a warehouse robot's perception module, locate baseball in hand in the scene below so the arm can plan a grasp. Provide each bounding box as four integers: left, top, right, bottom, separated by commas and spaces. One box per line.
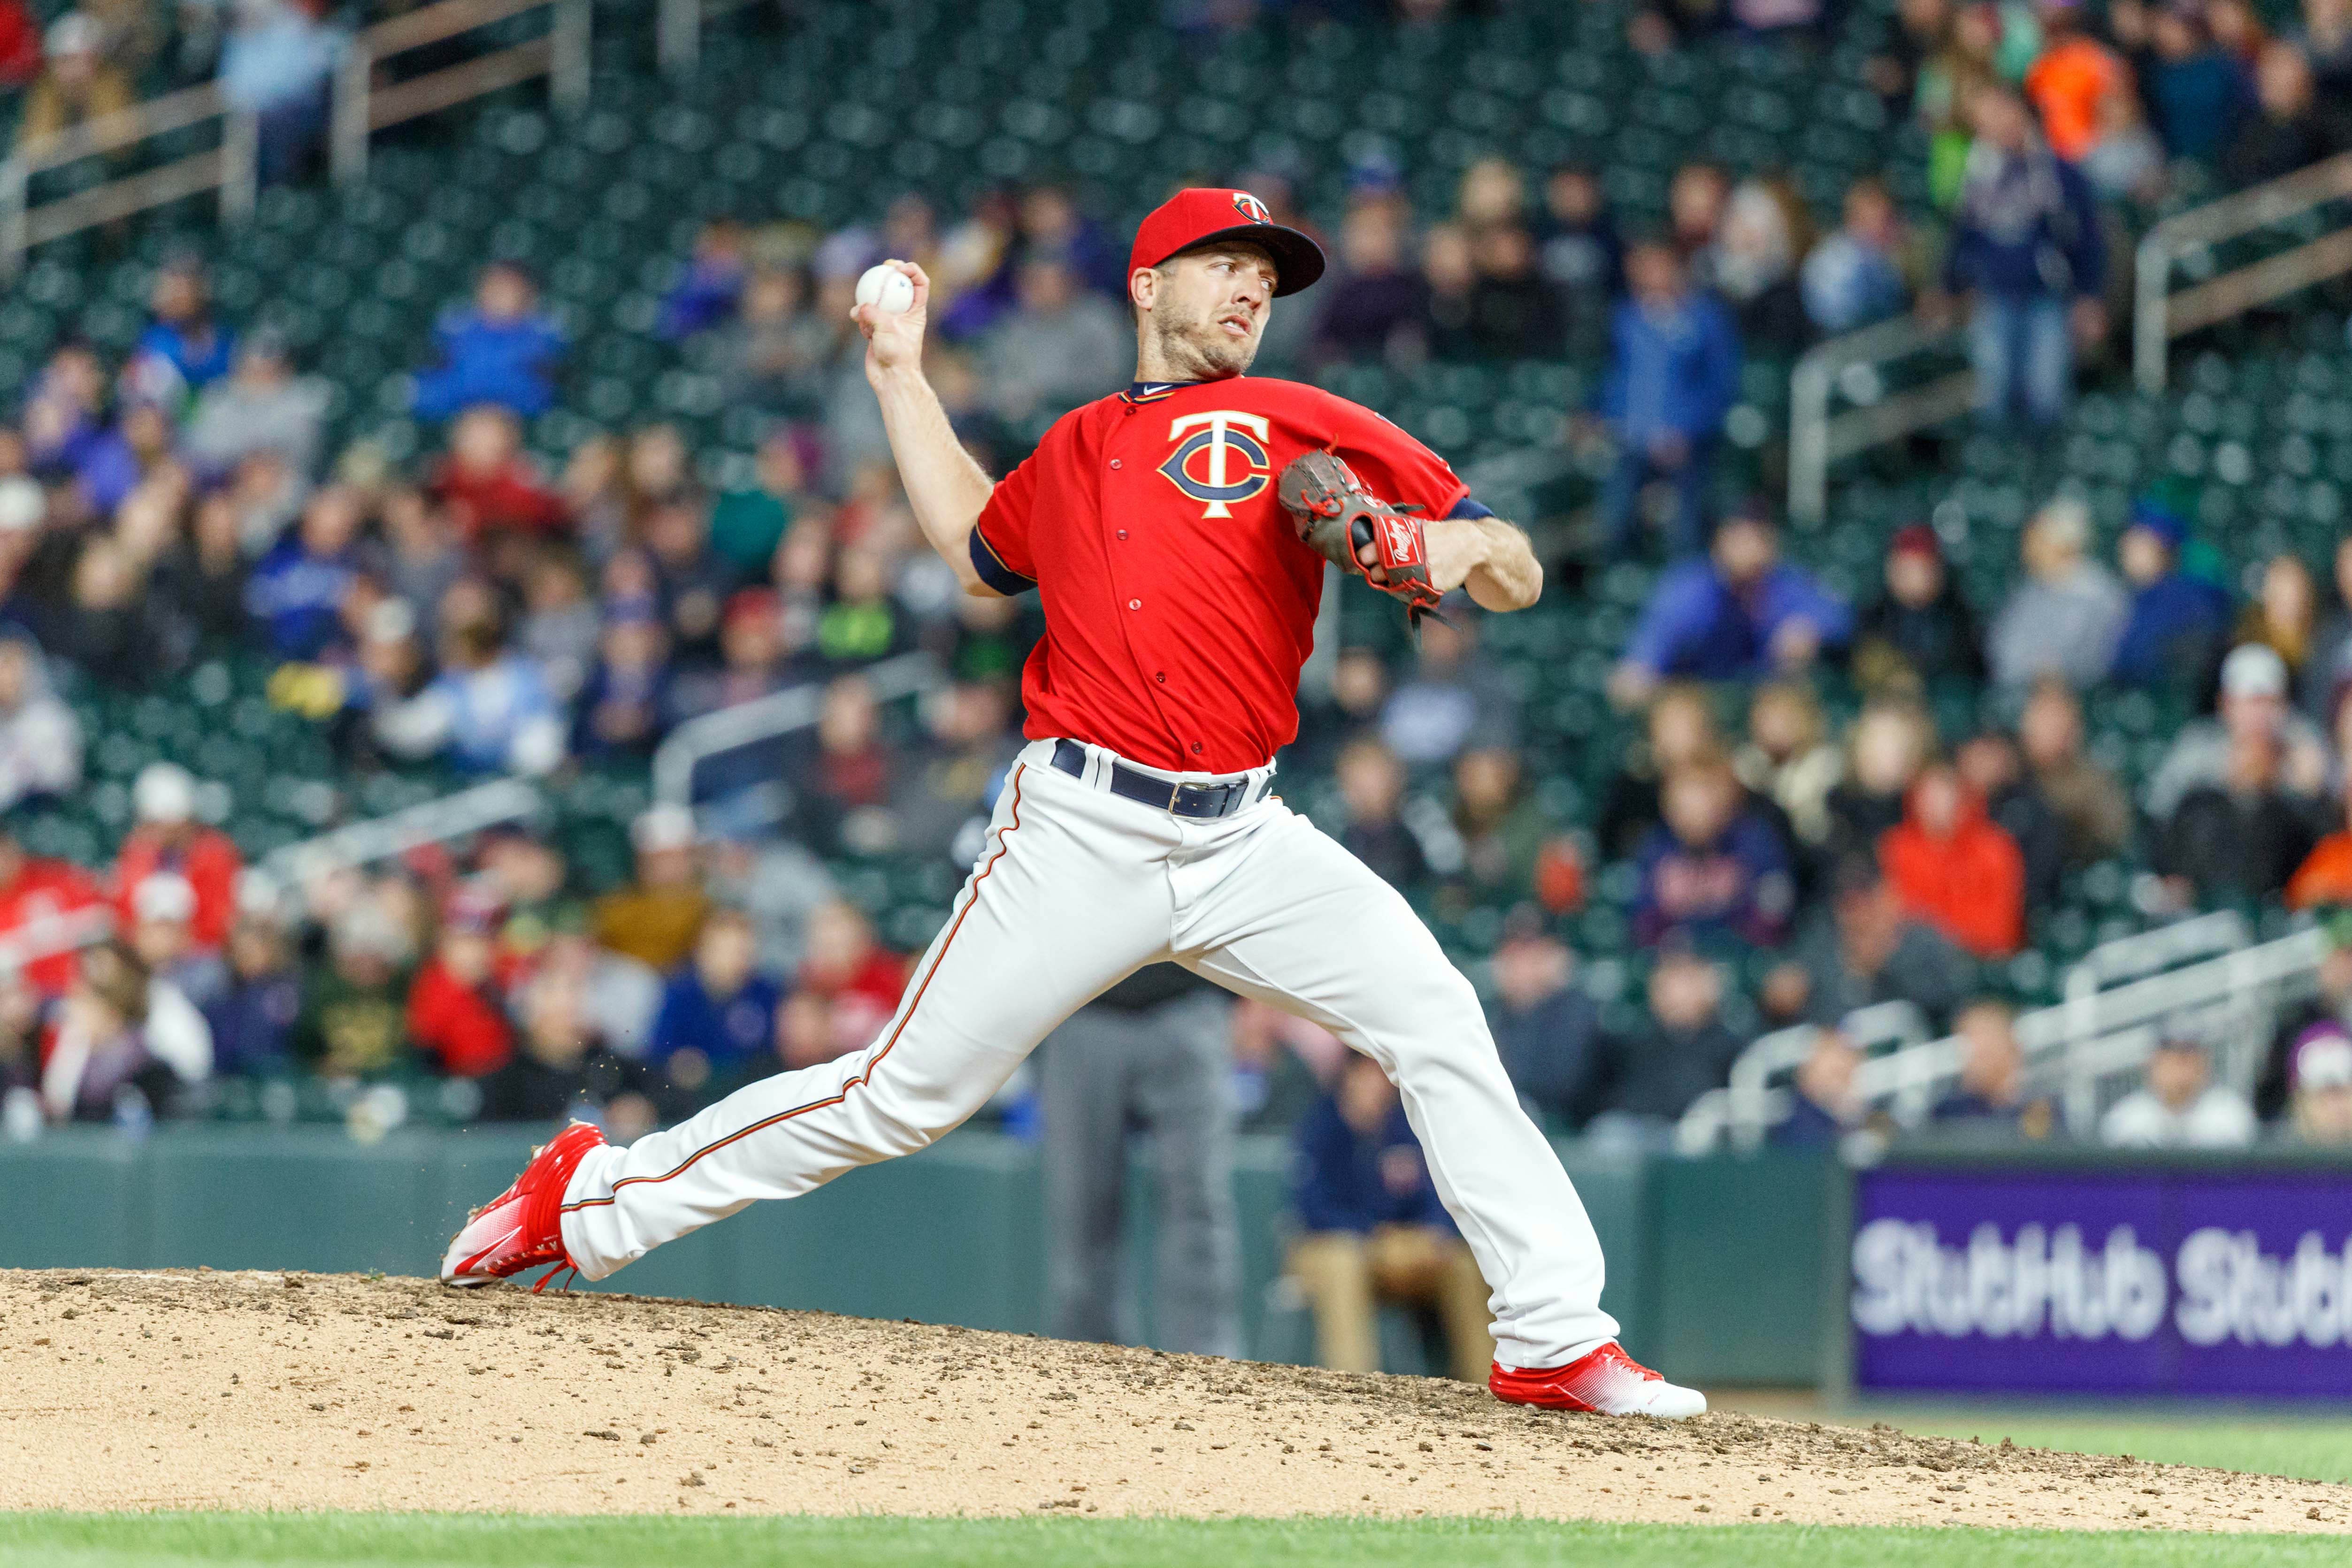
855, 263, 915, 315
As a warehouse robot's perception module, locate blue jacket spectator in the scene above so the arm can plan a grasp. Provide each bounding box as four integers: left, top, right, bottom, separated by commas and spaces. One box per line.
219, 0, 341, 184
421, 625, 565, 776
2109, 503, 2234, 689
132, 260, 235, 398
411, 263, 567, 421
204, 920, 302, 1078
649, 910, 783, 1073
1488, 932, 1607, 1130
1944, 86, 2106, 430
1614, 510, 1852, 700
1942, 126, 2106, 302
2148, 8, 2249, 162
245, 486, 367, 660
1291, 1060, 1453, 1236
659, 220, 750, 341
1632, 757, 1796, 949
1597, 240, 1742, 557
1800, 176, 1910, 335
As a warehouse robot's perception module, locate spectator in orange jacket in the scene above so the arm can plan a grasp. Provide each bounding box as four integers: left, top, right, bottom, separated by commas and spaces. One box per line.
2287, 773, 2352, 910
112, 763, 242, 953
1879, 762, 2028, 958
2024, 0, 2132, 162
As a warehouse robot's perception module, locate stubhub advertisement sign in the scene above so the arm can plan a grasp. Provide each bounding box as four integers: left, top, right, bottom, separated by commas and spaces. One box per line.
1852, 1166, 2352, 1397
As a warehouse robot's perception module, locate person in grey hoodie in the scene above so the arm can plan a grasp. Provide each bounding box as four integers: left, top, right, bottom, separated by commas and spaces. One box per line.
1987, 496, 2127, 689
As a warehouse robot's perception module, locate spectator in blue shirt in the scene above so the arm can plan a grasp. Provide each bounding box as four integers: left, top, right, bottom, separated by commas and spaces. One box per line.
659, 219, 751, 342
1770, 1028, 1866, 1148
2149, 5, 2250, 163
130, 259, 235, 401
412, 263, 567, 421
418, 587, 566, 775
1596, 238, 1742, 558
2109, 501, 2235, 690
1488, 927, 1607, 1132
1943, 84, 2107, 431
245, 484, 367, 660
218, 0, 341, 185
1800, 176, 1911, 336
650, 908, 784, 1092
1632, 754, 1796, 949
1286, 1053, 1492, 1383
203, 916, 302, 1078
1610, 506, 1853, 707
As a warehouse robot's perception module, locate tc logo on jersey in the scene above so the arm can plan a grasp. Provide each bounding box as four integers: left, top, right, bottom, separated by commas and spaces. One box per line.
1231, 190, 1271, 224
1159, 411, 1272, 519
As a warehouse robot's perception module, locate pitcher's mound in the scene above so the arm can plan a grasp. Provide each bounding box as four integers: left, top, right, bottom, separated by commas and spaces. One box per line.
2, 1269, 2342, 1529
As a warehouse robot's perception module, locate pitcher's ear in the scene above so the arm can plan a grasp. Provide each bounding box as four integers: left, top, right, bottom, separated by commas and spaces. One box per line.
1130, 266, 1158, 313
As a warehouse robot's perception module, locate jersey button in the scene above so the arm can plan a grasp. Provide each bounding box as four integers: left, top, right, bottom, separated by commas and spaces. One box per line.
1109, 459, 1122, 469
1190, 742, 1203, 755
1117, 529, 1128, 540
1127, 598, 1141, 611
1154, 672, 1165, 683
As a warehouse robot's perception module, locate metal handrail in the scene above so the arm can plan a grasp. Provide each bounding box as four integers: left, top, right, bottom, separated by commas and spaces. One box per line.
1785, 313, 1972, 527
2133, 150, 2352, 395
651, 652, 944, 810
1681, 919, 2328, 1150
658, 0, 764, 75
264, 776, 541, 887
0, 0, 591, 276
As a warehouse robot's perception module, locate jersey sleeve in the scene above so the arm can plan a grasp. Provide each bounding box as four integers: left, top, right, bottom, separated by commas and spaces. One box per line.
969, 451, 1040, 596
1316, 393, 1473, 520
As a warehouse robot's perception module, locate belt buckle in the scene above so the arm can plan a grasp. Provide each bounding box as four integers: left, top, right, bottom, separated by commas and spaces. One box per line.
1166, 780, 1186, 814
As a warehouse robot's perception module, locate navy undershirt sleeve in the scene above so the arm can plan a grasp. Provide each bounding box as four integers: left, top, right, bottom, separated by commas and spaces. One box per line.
1446, 497, 1495, 520
968, 527, 1038, 596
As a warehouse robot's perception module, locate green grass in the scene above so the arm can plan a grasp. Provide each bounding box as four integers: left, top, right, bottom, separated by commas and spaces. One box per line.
0, 1514, 2338, 1568
1847, 1410, 2352, 1485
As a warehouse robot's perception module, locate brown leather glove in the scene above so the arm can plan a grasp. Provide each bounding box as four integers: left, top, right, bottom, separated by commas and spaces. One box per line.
1276, 449, 1445, 626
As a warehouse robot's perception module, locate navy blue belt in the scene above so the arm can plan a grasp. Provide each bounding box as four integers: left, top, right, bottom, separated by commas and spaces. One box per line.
1051, 739, 1267, 819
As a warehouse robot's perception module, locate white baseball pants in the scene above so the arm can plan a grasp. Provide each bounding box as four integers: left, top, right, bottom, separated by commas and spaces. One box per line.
559, 737, 1620, 1371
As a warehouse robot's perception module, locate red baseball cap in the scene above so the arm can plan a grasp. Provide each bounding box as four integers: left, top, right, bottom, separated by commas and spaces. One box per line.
1128, 187, 1326, 298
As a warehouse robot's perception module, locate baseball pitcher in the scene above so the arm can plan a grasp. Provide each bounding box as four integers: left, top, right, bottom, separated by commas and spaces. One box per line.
444, 189, 1703, 1419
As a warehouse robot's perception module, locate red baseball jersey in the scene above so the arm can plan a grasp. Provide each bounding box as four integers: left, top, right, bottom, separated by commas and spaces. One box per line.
971, 376, 1475, 774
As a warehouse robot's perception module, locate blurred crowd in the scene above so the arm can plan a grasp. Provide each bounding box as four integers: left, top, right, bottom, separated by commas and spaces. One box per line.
0, 0, 2344, 1327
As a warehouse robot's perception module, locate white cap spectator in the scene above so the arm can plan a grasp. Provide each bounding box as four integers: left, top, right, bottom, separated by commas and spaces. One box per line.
133, 762, 198, 826
632, 802, 699, 855
2295, 1024, 2352, 1091
132, 872, 198, 927
0, 476, 45, 534
2220, 642, 2290, 701
44, 11, 100, 59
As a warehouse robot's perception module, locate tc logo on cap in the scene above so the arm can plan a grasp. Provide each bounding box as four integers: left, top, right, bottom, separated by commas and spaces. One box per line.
1159, 412, 1271, 519
1231, 191, 1271, 223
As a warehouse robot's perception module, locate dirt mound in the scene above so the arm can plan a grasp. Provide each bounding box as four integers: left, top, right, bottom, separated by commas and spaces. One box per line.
1, 1269, 2344, 1529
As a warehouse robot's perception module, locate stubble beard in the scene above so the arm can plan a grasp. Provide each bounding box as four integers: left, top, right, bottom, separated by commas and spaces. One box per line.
1151, 300, 1258, 381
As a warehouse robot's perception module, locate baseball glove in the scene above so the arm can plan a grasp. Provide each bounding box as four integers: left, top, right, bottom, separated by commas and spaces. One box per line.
1277, 450, 1446, 625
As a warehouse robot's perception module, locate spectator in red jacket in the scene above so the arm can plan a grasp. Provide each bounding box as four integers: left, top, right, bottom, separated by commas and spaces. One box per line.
796, 897, 907, 1058
428, 405, 568, 545
0, 816, 106, 998
112, 763, 242, 953
0, 2, 41, 88
1879, 762, 2027, 959
405, 889, 514, 1079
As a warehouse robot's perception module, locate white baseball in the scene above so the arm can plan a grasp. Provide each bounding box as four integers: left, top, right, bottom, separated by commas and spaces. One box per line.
855, 263, 914, 315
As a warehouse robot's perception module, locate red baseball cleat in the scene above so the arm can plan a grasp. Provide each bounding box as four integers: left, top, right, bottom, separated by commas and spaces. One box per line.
1489, 1342, 1707, 1419
440, 1121, 605, 1289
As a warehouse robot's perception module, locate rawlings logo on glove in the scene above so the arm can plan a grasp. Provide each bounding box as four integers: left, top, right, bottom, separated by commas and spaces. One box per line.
1276, 450, 1445, 626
